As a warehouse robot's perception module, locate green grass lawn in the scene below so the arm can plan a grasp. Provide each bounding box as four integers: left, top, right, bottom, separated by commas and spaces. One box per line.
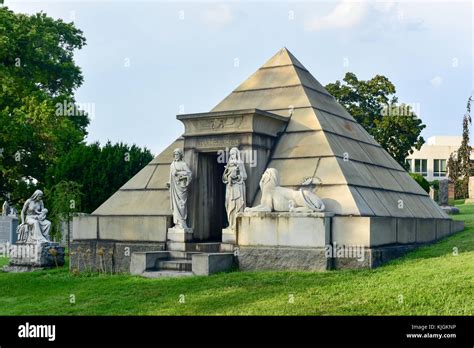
0, 206, 473, 316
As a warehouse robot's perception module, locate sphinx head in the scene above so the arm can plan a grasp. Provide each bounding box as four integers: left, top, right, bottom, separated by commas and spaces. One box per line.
259, 168, 280, 189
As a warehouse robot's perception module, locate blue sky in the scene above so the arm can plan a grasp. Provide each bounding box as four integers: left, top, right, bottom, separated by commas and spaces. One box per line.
7, 0, 473, 155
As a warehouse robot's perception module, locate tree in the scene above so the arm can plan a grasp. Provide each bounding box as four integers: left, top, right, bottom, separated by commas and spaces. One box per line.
447, 151, 460, 182
0, 7, 89, 205
326, 72, 426, 167
46, 181, 83, 249
45, 142, 153, 213
454, 95, 472, 197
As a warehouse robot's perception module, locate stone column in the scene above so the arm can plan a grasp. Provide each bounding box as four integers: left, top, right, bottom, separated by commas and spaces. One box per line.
429, 186, 436, 201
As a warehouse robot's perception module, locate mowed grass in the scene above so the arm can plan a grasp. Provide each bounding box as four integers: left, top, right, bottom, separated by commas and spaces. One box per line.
0, 206, 472, 316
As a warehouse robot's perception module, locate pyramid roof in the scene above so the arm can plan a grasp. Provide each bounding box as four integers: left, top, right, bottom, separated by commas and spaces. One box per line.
94, 48, 448, 219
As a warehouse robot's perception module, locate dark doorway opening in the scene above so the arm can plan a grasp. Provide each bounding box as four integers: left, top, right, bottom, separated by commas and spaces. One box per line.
195, 152, 227, 241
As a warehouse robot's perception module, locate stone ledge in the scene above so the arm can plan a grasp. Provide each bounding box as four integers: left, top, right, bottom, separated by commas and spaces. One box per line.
237, 211, 335, 218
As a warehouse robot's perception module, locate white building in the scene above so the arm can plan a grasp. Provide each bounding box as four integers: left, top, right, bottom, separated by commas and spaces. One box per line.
405, 136, 473, 181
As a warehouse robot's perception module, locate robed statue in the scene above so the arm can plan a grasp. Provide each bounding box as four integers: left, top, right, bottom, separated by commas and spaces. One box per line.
2, 200, 9, 216
222, 147, 247, 229
168, 148, 192, 229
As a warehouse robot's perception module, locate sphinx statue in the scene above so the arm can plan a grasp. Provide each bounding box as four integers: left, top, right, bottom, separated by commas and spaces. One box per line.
245, 168, 325, 213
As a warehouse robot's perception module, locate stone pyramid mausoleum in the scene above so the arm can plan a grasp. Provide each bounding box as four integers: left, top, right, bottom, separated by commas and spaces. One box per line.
72, 48, 463, 274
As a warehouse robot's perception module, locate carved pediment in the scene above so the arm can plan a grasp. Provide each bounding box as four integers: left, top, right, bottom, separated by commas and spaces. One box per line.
198, 116, 244, 131
177, 109, 288, 138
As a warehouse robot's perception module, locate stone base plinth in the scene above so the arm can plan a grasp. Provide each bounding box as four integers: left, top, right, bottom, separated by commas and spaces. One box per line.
222, 227, 236, 244
236, 211, 334, 247
440, 205, 460, 214
235, 213, 464, 271
237, 246, 330, 271
167, 227, 193, 242
464, 198, 474, 205
236, 244, 433, 271
167, 227, 193, 251
3, 242, 65, 272
2, 265, 47, 272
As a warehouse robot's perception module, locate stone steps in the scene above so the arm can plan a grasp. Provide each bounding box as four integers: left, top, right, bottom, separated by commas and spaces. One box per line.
130, 244, 235, 277
168, 251, 201, 260
166, 241, 235, 253
141, 270, 194, 278
187, 242, 221, 252
156, 259, 192, 272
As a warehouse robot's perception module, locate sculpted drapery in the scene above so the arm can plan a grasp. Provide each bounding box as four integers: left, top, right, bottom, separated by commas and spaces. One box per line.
169, 148, 192, 229
19, 190, 51, 243
222, 147, 247, 229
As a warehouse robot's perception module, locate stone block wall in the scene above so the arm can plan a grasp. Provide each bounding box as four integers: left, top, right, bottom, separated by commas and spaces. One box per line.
331, 216, 461, 248
70, 240, 165, 273
72, 214, 171, 242
235, 214, 464, 271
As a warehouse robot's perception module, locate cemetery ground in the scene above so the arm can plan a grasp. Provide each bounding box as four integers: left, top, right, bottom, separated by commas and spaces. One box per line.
0, 202, 472, 316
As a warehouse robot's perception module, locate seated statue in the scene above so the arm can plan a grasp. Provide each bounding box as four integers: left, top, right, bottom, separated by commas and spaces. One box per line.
245, 168, 325, 213
17, 190, 51, 243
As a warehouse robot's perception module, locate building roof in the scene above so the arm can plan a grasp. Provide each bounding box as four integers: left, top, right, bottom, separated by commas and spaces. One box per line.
426, 136, 463, 146
93, 48, 448, 219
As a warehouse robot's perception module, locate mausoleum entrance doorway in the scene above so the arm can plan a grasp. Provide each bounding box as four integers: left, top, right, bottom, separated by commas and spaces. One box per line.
177, 109, 288, 242
193, 151, 227, 241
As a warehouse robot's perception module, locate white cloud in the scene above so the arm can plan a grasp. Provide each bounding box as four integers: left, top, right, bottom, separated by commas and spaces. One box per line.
305, 0, 370, 31
304, 0, 425, 33
200, 4, 233, 27
430, 76, 443, 88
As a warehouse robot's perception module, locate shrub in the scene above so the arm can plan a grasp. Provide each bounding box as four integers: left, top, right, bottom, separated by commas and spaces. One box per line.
409, 173, 430, 193
429, 180, 439, 190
